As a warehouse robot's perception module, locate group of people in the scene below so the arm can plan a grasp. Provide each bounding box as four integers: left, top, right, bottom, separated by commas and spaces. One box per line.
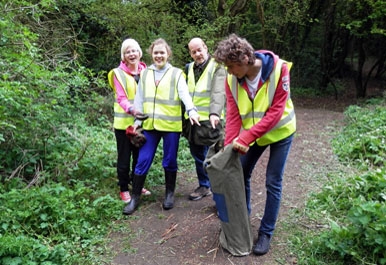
108, 34, 296, 256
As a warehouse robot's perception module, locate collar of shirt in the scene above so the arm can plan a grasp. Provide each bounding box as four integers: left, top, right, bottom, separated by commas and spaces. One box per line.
193, 56, 210, 81
245, 67, 262, 99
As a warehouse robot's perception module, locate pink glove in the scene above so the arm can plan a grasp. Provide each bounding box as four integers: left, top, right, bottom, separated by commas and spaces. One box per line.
125, 126, 146, 148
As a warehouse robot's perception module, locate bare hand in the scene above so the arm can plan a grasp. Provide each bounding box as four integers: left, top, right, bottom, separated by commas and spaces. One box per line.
209, 115, 220, 129
232, 137, 249, 154
189, 113, 201, 126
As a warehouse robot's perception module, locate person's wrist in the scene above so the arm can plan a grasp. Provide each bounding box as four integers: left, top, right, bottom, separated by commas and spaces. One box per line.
210, 114, 220, 121
187, 107, 198, 116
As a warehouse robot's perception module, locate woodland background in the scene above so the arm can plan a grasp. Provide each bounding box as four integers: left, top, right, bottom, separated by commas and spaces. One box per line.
1, 0, 385, 264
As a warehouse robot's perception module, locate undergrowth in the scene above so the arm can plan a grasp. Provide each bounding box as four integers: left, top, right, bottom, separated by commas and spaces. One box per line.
2, 1, 384, 263
0, 183, 123, 264
0, 5, 194, 262
289, 97, 386, 265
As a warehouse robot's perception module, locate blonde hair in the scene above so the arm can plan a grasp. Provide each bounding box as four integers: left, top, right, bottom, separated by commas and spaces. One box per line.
121, 38, 143, 60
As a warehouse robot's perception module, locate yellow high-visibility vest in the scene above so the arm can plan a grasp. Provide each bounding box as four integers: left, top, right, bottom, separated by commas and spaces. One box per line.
108, 68, 136, 130
140, 67, 183, 132
185, 58, 224, 120
228, 59, 296, 146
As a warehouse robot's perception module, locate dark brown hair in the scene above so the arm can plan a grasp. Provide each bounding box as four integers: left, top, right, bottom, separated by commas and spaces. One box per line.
214, 34, 255, 65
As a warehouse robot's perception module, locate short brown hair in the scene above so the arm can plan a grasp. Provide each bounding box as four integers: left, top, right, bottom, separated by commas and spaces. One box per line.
147, 38, 172, 58
214, 34, 255, 65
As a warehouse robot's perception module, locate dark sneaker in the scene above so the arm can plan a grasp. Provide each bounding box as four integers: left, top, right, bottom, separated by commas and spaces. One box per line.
189, 186, 212, 201
253, 232, 271, 255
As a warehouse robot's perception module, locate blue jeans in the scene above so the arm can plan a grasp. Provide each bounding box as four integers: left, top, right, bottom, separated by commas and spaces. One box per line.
134, 130, 180, 175
189, 143, 210, 188
240, 134, 294, 236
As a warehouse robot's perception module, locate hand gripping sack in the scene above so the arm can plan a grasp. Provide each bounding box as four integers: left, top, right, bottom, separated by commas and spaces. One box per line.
125, 126, 146, 148
204, 144, 253, 256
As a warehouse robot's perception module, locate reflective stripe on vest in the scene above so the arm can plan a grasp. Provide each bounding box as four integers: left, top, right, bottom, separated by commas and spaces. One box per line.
185, 59, 216, 120
228, 59, 296, 146
140, 67, 183, 131
108, 68, 135, 130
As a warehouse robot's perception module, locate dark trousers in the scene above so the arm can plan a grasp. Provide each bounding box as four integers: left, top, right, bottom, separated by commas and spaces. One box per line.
115, 129, 139, 192
189, 142, 210, 188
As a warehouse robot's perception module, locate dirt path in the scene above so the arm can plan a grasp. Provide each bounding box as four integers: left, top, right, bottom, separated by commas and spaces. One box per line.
109, 105, 346, 265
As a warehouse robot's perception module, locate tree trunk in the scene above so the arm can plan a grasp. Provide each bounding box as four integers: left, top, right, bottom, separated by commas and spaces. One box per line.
320, 0, 336, 91
255, 0, 266, 47
355, 38, 366, 98
375, 49, 386, 78
217, 0, 226, 16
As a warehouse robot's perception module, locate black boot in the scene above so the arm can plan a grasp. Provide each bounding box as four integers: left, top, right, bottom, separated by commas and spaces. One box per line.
123, 174, 146, 215
128, 172, 134, 186
163, 170, 177, 210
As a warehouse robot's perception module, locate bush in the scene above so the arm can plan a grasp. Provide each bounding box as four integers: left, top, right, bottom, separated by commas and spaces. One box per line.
304, 170, 386, 264
290, 98, 386, 265
0, 183, 123, 264
332, 103, 386, 169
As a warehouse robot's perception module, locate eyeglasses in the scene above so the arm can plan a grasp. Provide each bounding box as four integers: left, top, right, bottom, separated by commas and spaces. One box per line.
125, 49, 138, 55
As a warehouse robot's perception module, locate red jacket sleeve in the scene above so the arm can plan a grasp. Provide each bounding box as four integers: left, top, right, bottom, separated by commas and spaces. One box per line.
224, 80, 242, 146
238, 63, 290, 146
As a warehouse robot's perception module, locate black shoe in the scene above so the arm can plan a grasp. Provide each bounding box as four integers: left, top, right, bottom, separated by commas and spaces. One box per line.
253, 233, 271, 255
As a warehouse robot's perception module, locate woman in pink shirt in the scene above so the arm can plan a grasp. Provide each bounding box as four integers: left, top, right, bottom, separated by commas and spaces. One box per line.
108, 39, 151, 208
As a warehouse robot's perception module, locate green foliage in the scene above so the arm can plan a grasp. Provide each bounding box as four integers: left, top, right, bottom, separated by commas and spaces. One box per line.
0, 0, 116, 182
248, 0, 312, 53
299, 169, 386, 264
0, 4, 122, 262
0, 183, 123, 264
332, 102, 386, 169
291, 87, 325, 97
340, 0, 386, 37
2, 0, 385, 263
290, 99, 386, 265
178, 137, 195, 172
0, 57, 114, 182
0, 234, 68, 265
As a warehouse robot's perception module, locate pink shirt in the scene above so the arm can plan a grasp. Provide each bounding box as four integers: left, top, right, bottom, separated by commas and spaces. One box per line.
114, 61, 146, 113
